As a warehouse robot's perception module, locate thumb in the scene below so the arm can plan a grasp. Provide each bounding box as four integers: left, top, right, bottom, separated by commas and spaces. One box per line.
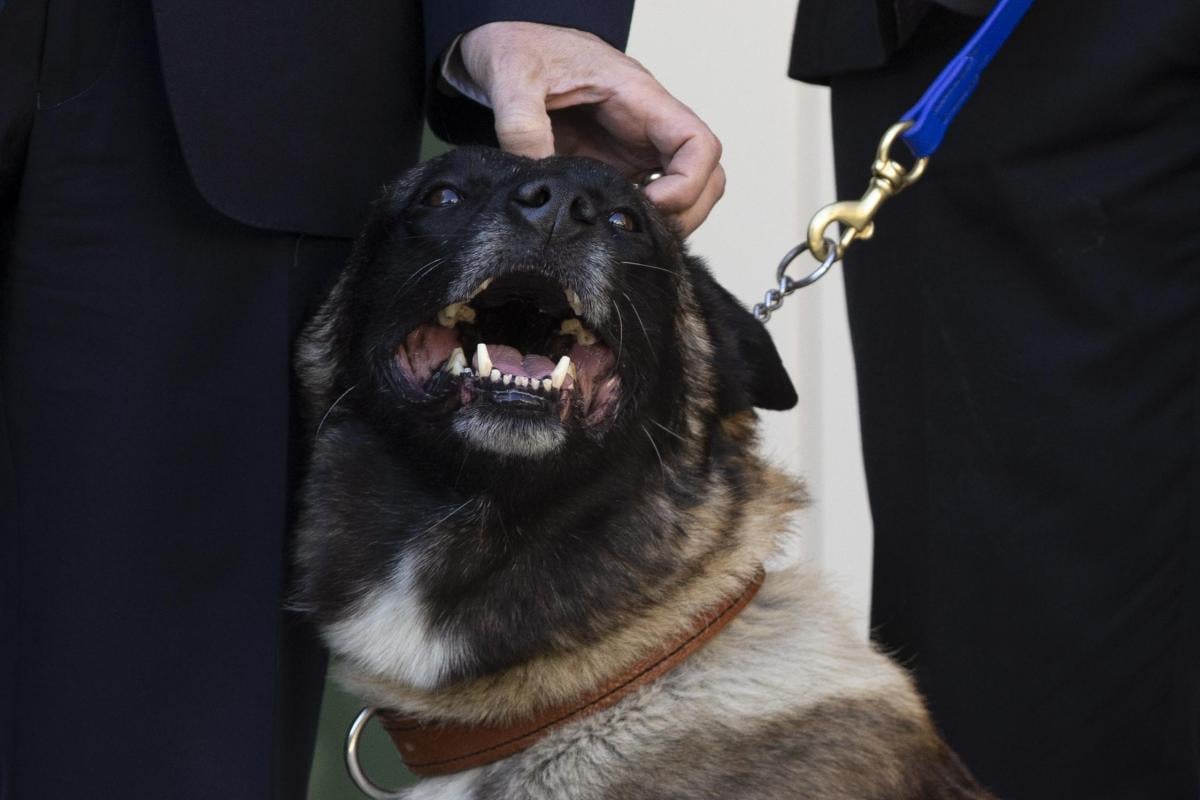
490, 82, 555, 159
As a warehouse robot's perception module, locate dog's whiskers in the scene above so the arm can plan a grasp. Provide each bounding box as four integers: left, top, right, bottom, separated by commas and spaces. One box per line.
397, 256, 447, 293
610, 298, 625, 366
649, 419, 687, 443
640, 424, 667, 477
621, 291, 658, 364
417, 498, 475, 537
619, 260, 676, 277
454, 451, 471, 489
394, 233, 476, 241
315, 384, 358, 440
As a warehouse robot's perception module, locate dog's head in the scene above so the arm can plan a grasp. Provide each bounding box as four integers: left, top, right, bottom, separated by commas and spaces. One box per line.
296, 148, 798, 692
301, 147, 794, 465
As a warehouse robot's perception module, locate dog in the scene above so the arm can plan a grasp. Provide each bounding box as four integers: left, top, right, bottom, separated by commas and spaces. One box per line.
293, 147, 995, 799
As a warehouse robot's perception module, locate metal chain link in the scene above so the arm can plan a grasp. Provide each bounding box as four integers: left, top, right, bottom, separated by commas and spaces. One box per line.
753, 121, 931, 324
752, 239, 840, 323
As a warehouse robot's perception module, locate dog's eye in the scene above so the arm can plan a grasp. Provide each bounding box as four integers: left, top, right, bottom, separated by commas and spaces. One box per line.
607, 210, 638, 232
424, 187, 462, 208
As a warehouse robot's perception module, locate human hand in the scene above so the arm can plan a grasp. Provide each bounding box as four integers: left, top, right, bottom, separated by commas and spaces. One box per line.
459, 21, 724, 237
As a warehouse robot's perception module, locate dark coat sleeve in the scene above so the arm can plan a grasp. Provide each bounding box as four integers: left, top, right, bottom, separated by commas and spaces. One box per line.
789, 0, 933, 84
423, 1, 635, 145
148, 0, 634, 236
788, 0, 997, 84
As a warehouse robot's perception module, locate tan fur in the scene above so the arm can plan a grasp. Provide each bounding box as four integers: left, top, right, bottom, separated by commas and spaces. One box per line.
332, 276, 809, 726
400, 564, 983, 800
298, 151, 995, 798
339, 451, 805, 727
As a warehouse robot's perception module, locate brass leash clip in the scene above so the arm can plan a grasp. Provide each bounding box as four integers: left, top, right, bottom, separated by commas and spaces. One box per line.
749, 0, 1034, 322
752, 121, 930, 323
806, 121, 929, 262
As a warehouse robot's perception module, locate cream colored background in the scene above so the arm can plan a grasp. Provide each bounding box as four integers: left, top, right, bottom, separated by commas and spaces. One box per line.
628, 1, 875, 632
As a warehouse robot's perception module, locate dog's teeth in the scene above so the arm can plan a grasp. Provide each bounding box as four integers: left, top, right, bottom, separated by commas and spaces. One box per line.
541, 378, 553, 392
447, 347, 467, 376
502, 373, 513, 386
560, 318, 597, 346
436, 302, 476, 328
436, 303, 460, 328
515, 376, 529, 388
490, 368, 502, 383
564, 288, 584, 316
475, 343, 492, 376
550, 356, 573, 390
469, 278, 493, 299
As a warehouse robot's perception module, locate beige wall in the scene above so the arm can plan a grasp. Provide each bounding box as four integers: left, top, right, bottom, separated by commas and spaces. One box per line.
628, 1, 874, 631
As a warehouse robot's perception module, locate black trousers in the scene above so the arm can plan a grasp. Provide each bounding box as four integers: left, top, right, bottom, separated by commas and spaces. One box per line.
1, 3, 351, 797
832, 4, 1200, 798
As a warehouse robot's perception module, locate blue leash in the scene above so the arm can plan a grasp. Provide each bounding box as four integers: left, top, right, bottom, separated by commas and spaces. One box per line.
753, 0, 1036, 322
900, 0, 1036, 158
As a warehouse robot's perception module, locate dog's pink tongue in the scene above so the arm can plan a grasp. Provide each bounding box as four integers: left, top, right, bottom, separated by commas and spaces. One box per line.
521, 354, 556, 380
485, 345, 556, 380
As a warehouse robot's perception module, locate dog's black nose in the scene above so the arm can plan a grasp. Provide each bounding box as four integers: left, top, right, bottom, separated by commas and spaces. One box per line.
511, 178, 598, 236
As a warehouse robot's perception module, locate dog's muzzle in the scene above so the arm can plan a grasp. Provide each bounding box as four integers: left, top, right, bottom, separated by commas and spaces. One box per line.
394, 271, 621, 429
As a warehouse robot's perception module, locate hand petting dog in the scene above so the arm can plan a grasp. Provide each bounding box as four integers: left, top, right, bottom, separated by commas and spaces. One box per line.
459, 21, 725, 237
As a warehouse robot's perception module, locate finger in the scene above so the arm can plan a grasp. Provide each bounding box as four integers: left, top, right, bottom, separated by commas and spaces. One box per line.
491, 81, 556, 159
671, 163, 726, 237
642, 114, 722, 215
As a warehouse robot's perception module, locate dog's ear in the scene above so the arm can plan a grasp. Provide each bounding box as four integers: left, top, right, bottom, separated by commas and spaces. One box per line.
687, 261, 798, 414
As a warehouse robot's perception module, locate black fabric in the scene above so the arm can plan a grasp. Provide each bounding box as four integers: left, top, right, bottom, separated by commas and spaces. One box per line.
788, 0, 1000, 84
151, 0, 427, 238
789, 0, 933, 84
2, 4, 348, 796
149, 0, 635, 238
0, 1, 634, 798
825, 4, 1200, 798
0, 0, 45, 217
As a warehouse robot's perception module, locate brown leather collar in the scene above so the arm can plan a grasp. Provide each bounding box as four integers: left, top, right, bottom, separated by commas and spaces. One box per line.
379, 568, 766, 777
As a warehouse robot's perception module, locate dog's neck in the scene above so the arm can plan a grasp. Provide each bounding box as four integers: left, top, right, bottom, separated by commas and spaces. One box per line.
329, 413, 806, 726
377, 567, 767, 777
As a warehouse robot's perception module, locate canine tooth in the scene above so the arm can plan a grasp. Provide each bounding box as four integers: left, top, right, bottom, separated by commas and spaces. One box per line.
502, 373, 513, 386
456, 305, 476, 323
469, 278, 493, 298
559, 318, 597, 346
490, 368, 502, 383
475, 343, 492, 376
550, 356, 573, 390
447, 347, 467, 376
541, 378, 553, 392
565, 288, 584, 316
437, 303, 462, 328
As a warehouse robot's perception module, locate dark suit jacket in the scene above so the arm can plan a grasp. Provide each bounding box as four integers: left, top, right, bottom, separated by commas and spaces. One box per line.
150, 1, 635, 237
788, 0, 993, 84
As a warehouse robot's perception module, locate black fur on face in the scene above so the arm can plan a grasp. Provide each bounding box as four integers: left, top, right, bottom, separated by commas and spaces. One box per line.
295, 147, 796, 686
338, 147, 687, 475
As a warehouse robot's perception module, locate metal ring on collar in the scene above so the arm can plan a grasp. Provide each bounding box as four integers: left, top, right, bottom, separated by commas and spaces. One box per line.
346, 707, 407, 800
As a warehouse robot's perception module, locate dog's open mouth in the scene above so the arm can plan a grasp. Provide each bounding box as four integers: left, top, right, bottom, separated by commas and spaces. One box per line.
394, 273, 620, 426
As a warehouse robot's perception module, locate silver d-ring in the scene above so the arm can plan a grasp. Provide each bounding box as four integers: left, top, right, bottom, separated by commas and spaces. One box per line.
346, 707, 407, 800
776, 238, 840, 291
